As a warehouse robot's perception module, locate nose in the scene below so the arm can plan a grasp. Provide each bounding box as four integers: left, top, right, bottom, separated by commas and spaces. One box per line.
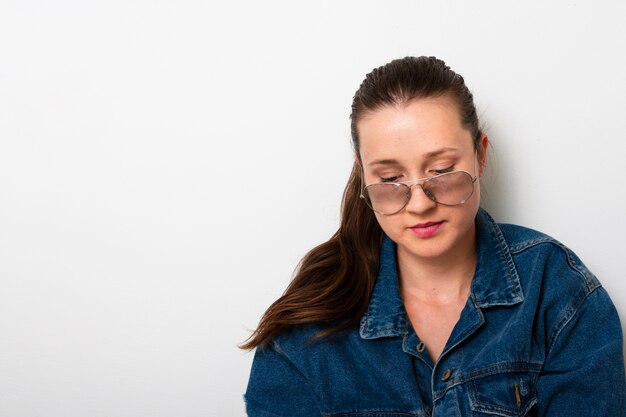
404, 184, 437, 214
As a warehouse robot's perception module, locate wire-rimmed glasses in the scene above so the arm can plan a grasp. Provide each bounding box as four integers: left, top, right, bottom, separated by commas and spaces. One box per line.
360, 170, 477, 215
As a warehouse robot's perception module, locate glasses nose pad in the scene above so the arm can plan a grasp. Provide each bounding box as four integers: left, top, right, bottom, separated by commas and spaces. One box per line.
419, 184, 437, 203
404, 188, 412, 201
406, 183, 437, 208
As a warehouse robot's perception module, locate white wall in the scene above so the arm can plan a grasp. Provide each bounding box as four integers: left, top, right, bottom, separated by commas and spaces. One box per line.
1, 1, 624, 416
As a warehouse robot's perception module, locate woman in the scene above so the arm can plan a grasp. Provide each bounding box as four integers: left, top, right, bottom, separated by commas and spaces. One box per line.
242, 56, 626, 416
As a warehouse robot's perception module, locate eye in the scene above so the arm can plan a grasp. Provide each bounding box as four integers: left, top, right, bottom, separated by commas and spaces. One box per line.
380, 175, 401, 183
431, 165, 454, 175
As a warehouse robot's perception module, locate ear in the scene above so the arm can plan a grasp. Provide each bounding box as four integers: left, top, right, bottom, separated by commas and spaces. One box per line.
477, 134, 489, 177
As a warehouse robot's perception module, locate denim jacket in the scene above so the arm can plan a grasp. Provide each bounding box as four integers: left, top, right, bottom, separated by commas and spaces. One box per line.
245, 208, 626, 416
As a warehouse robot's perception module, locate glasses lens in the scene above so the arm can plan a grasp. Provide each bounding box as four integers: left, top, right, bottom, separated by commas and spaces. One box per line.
423, 171, 474, 205
363, 171, 475, 215
363, 183, 409, 215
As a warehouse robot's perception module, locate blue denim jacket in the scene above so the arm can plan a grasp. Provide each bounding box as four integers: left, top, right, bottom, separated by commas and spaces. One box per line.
245, 209, 626, 416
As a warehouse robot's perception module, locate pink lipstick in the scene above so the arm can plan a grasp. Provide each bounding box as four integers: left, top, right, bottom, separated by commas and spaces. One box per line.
409, 221, 443, 238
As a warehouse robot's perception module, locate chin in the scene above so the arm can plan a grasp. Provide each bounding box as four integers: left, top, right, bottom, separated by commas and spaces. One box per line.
392, 233, 449, 259
396, 223, 475, 261
403, 242, 454, 261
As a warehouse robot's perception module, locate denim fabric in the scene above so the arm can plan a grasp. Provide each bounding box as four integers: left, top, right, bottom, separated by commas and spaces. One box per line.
245, 208, 626, 416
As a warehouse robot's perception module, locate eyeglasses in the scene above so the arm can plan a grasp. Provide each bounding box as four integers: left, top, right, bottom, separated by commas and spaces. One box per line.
360, 169, 477, 215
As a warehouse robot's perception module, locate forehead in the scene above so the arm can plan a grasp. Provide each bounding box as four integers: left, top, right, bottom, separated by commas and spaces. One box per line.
357, 97, 473, 165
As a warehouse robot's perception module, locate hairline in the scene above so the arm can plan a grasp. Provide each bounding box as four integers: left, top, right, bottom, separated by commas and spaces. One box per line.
352, 92, 477, 160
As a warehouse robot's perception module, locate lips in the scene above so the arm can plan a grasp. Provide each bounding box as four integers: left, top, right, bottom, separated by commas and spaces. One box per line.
408, 221, 444, 238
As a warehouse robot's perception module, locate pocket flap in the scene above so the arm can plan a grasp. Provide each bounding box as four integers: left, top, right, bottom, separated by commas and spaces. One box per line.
469, 372, 537, 417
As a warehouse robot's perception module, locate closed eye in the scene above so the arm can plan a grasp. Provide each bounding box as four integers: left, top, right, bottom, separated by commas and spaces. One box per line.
380, 176, 401, 183
432, 166, 454, 175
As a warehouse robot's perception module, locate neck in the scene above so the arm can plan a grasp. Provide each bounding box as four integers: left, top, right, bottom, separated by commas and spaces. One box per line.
397, 228, 477, 305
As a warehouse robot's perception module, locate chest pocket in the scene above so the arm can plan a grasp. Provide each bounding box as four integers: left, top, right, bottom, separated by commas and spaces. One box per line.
469, 371, 538, 417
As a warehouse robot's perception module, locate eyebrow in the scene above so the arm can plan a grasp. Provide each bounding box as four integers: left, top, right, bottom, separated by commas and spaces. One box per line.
367, 158, 400, 167
422, 147, 459, 158
367, 147, 459, 167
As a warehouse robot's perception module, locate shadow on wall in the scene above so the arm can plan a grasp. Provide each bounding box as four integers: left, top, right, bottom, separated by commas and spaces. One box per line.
478, 126, 511, 222
478, 125, 626, 361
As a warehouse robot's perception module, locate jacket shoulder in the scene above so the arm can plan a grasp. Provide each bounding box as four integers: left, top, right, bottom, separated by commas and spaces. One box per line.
498, 222, 600, 292
497, 222, 612, 354
270, 323, 338, 362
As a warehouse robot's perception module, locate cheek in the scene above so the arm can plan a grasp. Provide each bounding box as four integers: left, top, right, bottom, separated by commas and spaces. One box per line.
376, 214, 404, 241
373, 213, 399, 236
458, 191, 481, 228
373, 212, 387, 229
472, 180, 482, 206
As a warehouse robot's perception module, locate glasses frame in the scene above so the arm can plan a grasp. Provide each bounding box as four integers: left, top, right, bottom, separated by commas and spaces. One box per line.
360, 152, 478, 216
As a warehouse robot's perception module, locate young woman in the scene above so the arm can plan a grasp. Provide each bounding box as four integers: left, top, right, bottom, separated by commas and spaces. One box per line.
242, 56, 626, 416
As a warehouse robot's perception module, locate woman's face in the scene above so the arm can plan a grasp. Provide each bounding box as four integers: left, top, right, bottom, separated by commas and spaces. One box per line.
357, 96, 488, 264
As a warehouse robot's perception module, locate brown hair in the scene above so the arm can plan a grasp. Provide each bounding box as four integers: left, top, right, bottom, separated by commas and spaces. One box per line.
241, 56, 482, 349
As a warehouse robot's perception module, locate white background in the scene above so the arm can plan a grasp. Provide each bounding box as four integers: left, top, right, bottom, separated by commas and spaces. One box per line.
1, 1, 625, 416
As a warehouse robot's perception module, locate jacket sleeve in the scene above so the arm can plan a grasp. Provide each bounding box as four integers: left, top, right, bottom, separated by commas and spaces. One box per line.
244, 341, 321, 417
537, 286, 626, 416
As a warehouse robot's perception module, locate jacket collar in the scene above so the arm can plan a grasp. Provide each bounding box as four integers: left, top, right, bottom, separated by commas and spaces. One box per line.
360, 208, 524, 340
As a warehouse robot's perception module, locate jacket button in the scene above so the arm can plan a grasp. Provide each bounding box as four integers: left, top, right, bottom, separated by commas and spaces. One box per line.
441, 368, 453, 381
416, 342, 425, 352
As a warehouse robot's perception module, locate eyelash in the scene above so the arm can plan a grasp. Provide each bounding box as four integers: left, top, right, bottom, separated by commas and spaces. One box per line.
433, 165, 454, 175
379, 166, 455, 183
